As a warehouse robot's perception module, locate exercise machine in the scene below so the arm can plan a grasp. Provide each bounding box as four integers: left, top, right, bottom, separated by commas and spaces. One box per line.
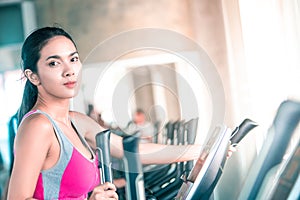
175, 118, 257, 200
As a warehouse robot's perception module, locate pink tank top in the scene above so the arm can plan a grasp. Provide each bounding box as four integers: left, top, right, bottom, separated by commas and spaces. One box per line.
23, 110, 100, 199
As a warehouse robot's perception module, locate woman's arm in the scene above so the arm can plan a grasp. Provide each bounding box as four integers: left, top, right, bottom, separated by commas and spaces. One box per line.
76, 112, 202, 165
76, 111, 235, 165
139, 142, 201, 164
8, 114, 53, 200
109, 133, 201, 164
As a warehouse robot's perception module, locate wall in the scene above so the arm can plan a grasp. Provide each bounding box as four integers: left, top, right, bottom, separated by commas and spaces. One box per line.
34, 0, 234, 126
35, 0, 195, 60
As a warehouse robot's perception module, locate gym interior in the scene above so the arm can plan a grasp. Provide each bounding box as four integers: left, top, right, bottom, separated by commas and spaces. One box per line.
0, 0, 299, 199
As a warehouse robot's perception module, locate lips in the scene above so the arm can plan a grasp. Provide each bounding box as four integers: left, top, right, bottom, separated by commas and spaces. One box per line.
63, 81, 77, 88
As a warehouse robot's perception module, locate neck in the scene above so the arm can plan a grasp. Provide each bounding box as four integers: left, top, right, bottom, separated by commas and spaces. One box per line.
33, 95, 72, 125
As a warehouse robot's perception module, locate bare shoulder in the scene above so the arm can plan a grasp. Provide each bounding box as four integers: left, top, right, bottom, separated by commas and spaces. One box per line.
69, 110, 95, 125
15, 113, 54, 149
69, 111, 106, 136
69, 110, 89, 120
18, 113, 53, 135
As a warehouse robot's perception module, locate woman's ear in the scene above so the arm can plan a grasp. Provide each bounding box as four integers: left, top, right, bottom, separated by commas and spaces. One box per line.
24, 69, 40, 86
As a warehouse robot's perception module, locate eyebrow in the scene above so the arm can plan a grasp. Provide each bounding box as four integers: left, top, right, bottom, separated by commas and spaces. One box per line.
46, 51, 79, 61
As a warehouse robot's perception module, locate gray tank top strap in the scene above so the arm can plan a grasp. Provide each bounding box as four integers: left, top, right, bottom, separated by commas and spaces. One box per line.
33, 110, 74, 159
28, 110, 74, 199
32, 110, 70, 147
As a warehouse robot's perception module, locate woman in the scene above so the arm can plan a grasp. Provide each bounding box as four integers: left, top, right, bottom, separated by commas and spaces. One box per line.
8, 27, 118, 200
7, 27, 233, 200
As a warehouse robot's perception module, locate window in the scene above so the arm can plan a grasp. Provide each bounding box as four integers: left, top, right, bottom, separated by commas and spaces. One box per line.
0, 3, 24, 47
0, 70, 24, 168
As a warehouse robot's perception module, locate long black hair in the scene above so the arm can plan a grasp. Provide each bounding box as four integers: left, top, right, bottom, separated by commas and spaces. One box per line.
17, 26, 77, 125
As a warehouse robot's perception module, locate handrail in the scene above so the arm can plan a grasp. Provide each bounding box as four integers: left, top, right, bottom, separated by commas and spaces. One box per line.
238, 100, 300, 200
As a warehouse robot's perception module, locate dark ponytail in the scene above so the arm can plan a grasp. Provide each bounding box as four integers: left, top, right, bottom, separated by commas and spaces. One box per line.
17, 81, 38, 125
17, 26, 76, 125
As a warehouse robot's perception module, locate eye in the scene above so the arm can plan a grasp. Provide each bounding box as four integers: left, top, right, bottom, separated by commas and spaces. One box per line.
71, 56, 79, 63
48, 60, 59, 67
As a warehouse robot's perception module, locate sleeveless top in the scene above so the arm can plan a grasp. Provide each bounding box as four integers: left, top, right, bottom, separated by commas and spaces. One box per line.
22, 110, 100, 200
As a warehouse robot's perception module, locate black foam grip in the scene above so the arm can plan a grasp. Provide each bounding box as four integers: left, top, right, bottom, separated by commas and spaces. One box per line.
230, 118, 258, 144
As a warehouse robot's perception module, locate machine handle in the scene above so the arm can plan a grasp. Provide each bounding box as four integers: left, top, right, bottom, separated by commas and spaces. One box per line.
96, 129, 112, 184
230, 118, 258, 146
122, 132, 146, 200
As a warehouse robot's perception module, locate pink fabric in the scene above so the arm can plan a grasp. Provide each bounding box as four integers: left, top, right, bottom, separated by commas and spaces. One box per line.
22, 110, 37, 120
59, 149, 100, 198
34, 174, 44, 198
33, 148, 100, 199
22, 110, 101, 199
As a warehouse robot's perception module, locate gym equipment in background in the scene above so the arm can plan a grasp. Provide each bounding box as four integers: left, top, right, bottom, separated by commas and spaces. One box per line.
96, 130, 113, 184
122, 132, 146, 200
176, 118, 257, 200
238, 100, 300, 200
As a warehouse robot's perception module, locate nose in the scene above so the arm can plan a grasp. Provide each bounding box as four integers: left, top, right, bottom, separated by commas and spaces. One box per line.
63, 63, 75, 77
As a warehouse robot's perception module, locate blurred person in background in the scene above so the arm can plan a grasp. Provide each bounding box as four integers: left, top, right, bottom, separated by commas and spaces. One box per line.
126, 108, 156, 143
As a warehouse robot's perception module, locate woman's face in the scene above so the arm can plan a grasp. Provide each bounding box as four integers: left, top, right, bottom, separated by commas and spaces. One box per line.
36, 36, 82, 100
